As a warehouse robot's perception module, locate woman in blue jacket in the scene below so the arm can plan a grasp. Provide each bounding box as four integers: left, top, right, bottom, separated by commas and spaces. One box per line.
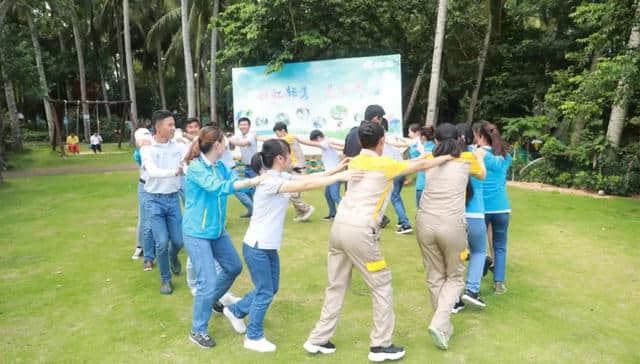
407, 125, 436, 208
473, 121, 512, 295
181, 126, 265, 349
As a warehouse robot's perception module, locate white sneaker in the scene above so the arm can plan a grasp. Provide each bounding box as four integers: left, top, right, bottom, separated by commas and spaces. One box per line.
294, 205, 315, 222
244, 336, 276, 352
219, 292, 241, 306
223, 307, 246, 334
131, 247, 143, 260
190, 287, 197, 297
303, 340, 336, 354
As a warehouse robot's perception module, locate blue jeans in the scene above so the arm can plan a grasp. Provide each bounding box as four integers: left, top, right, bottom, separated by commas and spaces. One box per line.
229, 243, 280, 340
415, 189, 423, 208
324, 182, 341, 217
485, 213, 510, 283
146, 192, 184, 283
466, 217, 487, 293
137, 181, 155, 262
391, 175, 409, 226
184, 233, 243, 334
186, 256, 223, 293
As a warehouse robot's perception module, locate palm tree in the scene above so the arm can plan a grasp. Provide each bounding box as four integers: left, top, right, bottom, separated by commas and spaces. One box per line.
71, 8, 91, 141
123, 0, 138, 132
182, 0, 196, 118
210, 0, 219, 124
425, 0, 448, 127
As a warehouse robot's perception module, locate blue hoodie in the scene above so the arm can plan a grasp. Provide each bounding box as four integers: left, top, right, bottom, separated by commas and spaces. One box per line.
409, 141, 435, 191
182, 155, 238, 239
482, 146, 512, 213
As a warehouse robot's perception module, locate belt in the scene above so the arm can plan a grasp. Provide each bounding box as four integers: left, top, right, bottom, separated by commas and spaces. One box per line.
139, 178, 146, 184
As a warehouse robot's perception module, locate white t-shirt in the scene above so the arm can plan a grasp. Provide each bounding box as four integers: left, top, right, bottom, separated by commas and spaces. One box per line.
236, 132, 257, 165
140, 139, 187, 194
320, 140, 340, 170
90, 135, 102, 145
243, 170, 292, 250
220, 137, 236, 169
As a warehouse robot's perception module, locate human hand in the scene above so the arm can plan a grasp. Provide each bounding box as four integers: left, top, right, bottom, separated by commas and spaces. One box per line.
473, 147, 486, 160
336, 169, 364, 182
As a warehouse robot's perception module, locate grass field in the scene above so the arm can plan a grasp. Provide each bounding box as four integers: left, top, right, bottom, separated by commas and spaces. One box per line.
5, 143, 134, 171
1, 171, 639, 363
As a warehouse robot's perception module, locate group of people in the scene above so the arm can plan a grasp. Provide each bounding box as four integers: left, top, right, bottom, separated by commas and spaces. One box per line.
65, 132, 103, 154
129, 104, 512, 362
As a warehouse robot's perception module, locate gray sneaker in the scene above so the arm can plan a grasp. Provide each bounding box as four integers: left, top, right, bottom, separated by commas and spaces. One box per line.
189, 331, 215, 348
494, 282, 508, 295
170, 256, 182, 275
160, 281, 174, 295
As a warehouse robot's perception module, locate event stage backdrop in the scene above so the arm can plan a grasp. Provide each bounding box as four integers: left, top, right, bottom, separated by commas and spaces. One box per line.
232, 54, 402, 139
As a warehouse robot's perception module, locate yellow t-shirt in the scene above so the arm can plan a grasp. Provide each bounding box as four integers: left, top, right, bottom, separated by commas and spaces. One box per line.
66, 135, 79, 145
282, 134, 306, 169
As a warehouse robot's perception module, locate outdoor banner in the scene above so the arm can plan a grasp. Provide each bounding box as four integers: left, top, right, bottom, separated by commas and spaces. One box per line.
232, 54, 403, 139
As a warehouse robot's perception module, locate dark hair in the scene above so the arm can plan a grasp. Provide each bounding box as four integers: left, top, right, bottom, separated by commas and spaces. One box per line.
364, 104, 385, 121
421, 126, 435, 141
151, 109, 174, 127
433, 123, 462, 158
456, 123, 474, 147
358, 121, 385, 149
408, 123, 421, 133
250, 139, 291, 173
310, 130, 324, 141
380, 118, 389, 132
238, 117, 251, 126
473, 120, 508, 157
184, 117, 201, 127
184, 126, 224, 164
273, 122, 288, 132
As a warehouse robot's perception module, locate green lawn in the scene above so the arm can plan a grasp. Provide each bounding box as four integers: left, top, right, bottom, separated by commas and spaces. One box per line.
1, 172, 639, 363
5, 143, 134, 171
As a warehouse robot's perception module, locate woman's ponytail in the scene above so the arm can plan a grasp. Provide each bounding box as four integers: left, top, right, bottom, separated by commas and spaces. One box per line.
250, 152, 265, 175
183, 126, 223, 165
183, 137, 202, 165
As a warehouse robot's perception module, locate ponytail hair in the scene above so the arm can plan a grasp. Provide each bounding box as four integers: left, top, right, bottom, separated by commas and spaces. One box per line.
183, 126, 224, 164
421, 126, 435, 141
433, 123, 462, 158
473, 120, 508, 157
456, 123, 474, 147
249, 139, 291, 174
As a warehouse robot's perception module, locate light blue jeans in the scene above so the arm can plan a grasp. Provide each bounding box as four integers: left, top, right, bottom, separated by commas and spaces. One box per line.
229, 243, 280, 340
416, 189, 423, 209
137, 181, 155, 262
146, 192, 184, 283
186, 257, 222, 293
391, 175, 409, 226
466, 217, 487, 293
184, 233, 243, 334
485, 213, 510, 283
324, 182, 341, 217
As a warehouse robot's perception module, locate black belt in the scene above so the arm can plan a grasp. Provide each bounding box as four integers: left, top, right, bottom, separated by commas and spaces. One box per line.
139, 178, 146, 184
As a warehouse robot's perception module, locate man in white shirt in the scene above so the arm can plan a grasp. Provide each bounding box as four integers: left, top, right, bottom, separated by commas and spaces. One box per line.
90, 132, 103, 153
140, 110, 187, 295
229, 117, 259, 217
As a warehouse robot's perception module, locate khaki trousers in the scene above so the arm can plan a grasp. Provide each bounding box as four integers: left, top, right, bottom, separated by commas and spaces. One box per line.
415, 213, 467, 341
307, 222, 395, 347
289, 168, 312, 216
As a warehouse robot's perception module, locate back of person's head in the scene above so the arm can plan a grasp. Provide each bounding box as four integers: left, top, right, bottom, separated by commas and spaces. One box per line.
364, 104, 385, 122
408, 123, 421, 134
421, 126, 435, 141
473, 120, 508, 157
433, 123, 462, 158
238, 117, 251, 126
380, 118, 389, 132
250, 139, 291, 173
152, 109, 174, 127
184, 126, 224, 164
310, 130, 324, 141
272, 122, 288, 133
456, 123, 474, 147
358, 121, 385, 149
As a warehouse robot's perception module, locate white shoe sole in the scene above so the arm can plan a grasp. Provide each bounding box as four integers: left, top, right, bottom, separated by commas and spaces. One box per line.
296, 206, 315, 222
368, 350, 406, 362
395, 228, 413, 235
223, 307, 246, 334
461, 294, 486, 308
428, 327, 448, 350
219, 292, 241, 306
244, 339, 276, 352
451, 305, 465, 314
303, 341, 336, 354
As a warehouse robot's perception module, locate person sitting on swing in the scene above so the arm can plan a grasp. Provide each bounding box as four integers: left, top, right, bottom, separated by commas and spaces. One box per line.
66, 132, 80, 155
90, 132, 103, 153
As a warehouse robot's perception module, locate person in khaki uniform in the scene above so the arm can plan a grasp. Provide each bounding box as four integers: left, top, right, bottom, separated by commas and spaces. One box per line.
304, 122, 453, 362
415, 123, 486, 351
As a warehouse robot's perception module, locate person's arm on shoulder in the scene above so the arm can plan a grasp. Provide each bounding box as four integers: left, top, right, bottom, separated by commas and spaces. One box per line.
399, 155, 454, 176
256, 135, 276, 142
470, 148, 487, 179
291, 158, 350, 180
228, 135, 251, 147
278, 169, 363, 193
140, 146, 181, 178
294, 135, 323, 148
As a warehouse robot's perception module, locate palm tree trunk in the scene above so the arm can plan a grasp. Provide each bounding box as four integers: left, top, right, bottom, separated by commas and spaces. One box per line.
71, 11, 91, 142
123, 0, 138, 139
115, 10, 128, 103
26, 12, 55, 145
210, 0, 219, 124
467, 12, 492, 124
156, 40, 167, 109
403, 62, 427, 124
89, 4, 112, 132
606, 0, 640, 148
425, 0, 448, 127
195, 12, 203, 118
181, 0, 196, 118
1, 69, 22, 151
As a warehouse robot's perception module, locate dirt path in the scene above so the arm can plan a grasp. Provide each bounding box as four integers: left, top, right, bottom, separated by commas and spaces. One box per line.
2, 163, 137, 178
509, 181, 617, 199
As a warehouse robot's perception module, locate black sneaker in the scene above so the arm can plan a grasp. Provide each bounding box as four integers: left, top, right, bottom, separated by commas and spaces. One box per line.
452, 298, 465, 313
160, 281, 173, 295
212, 301, 224, 315
368, 344, 406, 362
462, 289, 486, 308
189, 331, 216, 348
170, 256, 182, 275
379, 215, 391, 229
395, 224, 413, 235
482, 255, 493, 277
322, 215, 335, 221
303, 340, 336, 354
